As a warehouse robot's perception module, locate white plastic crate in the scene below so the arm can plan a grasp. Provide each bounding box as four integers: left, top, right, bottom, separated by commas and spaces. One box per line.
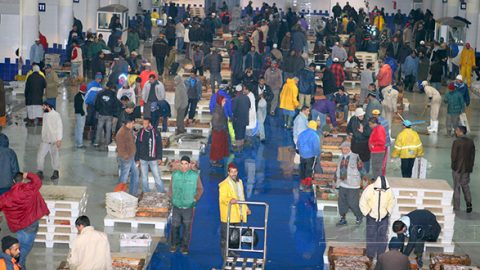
106, 192, 138, 218
119, 233, 152, 247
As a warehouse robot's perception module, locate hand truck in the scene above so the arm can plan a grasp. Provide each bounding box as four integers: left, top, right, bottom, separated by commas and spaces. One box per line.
222, 201, 269, 270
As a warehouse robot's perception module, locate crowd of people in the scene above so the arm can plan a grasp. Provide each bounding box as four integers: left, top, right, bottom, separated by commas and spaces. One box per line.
0, 1, 478, 268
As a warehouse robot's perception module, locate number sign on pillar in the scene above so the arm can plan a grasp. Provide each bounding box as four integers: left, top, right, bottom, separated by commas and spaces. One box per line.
73, 0, 80, 3
39, 3, 46, 12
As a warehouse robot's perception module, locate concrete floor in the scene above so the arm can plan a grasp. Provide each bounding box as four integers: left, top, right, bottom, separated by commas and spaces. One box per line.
2, 38, 480, 268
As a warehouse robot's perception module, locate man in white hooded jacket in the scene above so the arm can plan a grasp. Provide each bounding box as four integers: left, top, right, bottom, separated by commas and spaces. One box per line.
37, 101, 63, 181
360, 176, 396, 260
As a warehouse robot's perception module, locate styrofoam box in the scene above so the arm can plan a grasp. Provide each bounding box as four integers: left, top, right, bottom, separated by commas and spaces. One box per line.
119, 233, 152, 247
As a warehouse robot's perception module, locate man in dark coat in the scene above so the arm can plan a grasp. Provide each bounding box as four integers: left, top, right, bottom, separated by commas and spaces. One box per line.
152, 33, 170, 76
24, 65, 46, 126
374, 237, 410, 270
451, 125, 475, 212
393, 209, 441, 268
231, 84, 251, 152
0, 134, 19, 195
321, 66, 337, 98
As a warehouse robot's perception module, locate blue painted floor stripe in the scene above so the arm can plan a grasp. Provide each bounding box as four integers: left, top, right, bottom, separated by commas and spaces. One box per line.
148, 116, 326, 269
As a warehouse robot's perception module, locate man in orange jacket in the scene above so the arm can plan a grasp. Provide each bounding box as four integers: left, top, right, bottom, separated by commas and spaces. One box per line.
0, 236, 21, 270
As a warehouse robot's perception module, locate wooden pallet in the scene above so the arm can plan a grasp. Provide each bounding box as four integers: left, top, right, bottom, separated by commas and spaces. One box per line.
167, 126, 210, 135
104, 215, 167, 230
35, 234, 74, 248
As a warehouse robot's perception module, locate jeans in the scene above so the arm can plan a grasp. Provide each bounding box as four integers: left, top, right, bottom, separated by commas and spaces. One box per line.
75, 114, 86, 147
176, 37, 184, 53
186, 98, 198, 120
118, 157, 139, 195
37, 142, 60, 171
257, 105, 267, 140
71, 62, 82, 78
46, 98, 57, 110
210, 72, 222, 93
95, 115, 112, 145
311, 109, 327, 130
17, 220, 39, 269
193, 66, 204, 76
337, 105, 349, 121
270, 89, 280, 114
140, 160, 164, 192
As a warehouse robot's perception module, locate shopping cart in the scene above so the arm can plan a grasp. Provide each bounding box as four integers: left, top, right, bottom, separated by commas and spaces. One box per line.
222, 201, 269, 270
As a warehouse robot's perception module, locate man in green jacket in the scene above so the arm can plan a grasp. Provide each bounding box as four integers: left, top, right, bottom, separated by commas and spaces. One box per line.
126, 29, 140, 53
444, 83, 465, 136
167, 156, 204, 255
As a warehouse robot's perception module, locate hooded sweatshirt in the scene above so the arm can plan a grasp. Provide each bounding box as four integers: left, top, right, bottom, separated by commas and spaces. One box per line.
359, 176, 396, 221
0, 134, 19, 189
279, 79, 299, 111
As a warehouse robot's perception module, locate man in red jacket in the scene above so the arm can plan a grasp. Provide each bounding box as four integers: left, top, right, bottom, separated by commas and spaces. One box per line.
368, 117, 387, 179
0, 172, 50, 269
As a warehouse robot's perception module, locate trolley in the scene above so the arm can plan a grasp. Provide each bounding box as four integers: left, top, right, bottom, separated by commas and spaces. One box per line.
222, 201, 269, 270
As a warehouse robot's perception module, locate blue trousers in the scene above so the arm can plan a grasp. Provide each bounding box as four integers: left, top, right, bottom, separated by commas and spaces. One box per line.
17, 220, 39, 269
118, 157, 139, 195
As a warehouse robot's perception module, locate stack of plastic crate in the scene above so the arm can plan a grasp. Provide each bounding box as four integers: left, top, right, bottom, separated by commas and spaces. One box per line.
35, 186, 88, 248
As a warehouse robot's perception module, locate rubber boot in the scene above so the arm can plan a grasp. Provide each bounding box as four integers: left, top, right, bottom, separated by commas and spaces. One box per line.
416, 253, 423, 268
427, 119, 432, 130
283, 114, 288, 128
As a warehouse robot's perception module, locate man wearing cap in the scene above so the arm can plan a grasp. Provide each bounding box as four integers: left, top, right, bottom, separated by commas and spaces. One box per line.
421, 81, 441, 133
37, 101, 63, 180
454, 75, 470, 108
44, 64, 61, 110
368, 117, 387, 179
136, 117, 164, 193
74, 84, 87, 148
360, 176, 395, 260
459, 42, 475, 86
0, 236, 21, 269
336, 141, 366, 226
29, 39, 45, 68
24, 65, 47, 127
297, 63, 316, 108
152, 33, 170, 76
117, 80, 136, 105
444, 83, 465, 136
391, 120, 424, 177
168, 156, 204, 255
0, 171, 50, 268
297, 120, 321, 191
219, 163, 250, 258
374, 237, 410, 270
347, 107, 372, 173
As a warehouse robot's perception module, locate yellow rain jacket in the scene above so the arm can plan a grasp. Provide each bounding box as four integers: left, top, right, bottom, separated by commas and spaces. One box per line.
219, 177, 249, 223
391, 128, 424, 158
460, 47, 476, 67
279, 78, 299, 111
374, 15, 385, 31
360, 176, 396, 221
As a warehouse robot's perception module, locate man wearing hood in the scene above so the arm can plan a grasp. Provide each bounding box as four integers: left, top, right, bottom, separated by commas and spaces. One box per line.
174, 75, 188, 134
279, 77, 300, 129
360, 176, 395, 260
24, 65, 46, 126
0, 134, 19, 195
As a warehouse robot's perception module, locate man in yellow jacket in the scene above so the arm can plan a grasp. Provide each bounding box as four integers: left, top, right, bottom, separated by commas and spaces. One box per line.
360, 176, 396, 260
391, 120, 424, 177
460, 43, 476, 87
219, 163, 250, 258
279, 77, 300, 129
